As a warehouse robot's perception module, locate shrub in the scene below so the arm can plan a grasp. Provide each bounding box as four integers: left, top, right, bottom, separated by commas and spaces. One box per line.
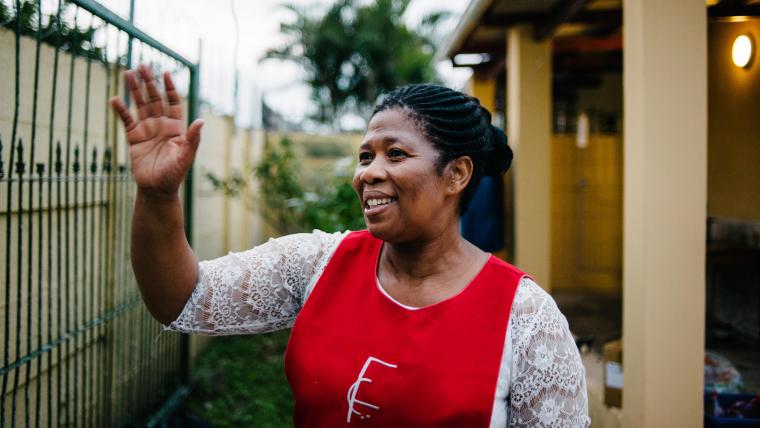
206, 136, 365, 235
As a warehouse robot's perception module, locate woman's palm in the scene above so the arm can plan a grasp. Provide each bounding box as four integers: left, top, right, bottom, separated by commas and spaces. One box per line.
110, 65, 203, 195
128, 116, 193, 193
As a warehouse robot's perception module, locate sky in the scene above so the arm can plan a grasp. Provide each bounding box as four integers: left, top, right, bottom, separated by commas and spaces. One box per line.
95, 0, 473, 130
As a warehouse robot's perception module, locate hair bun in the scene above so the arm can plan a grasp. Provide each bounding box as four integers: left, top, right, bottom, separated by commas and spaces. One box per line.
485, 125, 513, 177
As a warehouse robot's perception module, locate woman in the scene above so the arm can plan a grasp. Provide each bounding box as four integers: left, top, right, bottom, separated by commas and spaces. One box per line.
110, 64, 589, 427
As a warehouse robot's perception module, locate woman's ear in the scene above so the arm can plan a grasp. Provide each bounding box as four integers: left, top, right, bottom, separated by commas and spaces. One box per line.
446, 156, 473, 196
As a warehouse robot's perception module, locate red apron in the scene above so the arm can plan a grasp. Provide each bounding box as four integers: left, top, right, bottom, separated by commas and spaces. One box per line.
285, 231, 523, 427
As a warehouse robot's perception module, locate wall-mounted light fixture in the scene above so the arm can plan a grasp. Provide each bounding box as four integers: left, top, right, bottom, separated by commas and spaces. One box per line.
732, 34, 754, 68
453, 53, 491, 67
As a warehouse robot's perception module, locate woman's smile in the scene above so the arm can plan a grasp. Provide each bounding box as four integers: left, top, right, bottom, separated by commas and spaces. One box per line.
362, 190, 398, 217
364, 197, 397, 214
353, 109, 452, 242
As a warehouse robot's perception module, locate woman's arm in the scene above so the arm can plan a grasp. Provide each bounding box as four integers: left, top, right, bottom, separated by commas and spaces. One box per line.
167, 230, 347, 335
110, 64, 204, 325
506, 278, 590, 427
131, 191, 197, 325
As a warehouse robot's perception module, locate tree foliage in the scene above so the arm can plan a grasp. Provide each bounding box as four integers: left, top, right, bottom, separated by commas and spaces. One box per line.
263, 0, 446, 126
206, 137, 365, 235
1, 0, 105, 61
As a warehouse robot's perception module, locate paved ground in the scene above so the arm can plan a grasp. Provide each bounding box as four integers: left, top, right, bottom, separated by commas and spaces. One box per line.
554, 291, 760, 394
554, 292, 622, 355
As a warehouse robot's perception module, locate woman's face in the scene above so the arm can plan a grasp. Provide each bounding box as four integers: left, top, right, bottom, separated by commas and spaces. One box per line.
353, 108, 455, 242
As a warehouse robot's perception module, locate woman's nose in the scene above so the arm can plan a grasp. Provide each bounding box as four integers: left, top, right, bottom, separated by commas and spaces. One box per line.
360, 159, 387, 184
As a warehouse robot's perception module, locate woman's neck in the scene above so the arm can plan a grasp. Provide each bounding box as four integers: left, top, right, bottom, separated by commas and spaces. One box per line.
380, 222, 480, 284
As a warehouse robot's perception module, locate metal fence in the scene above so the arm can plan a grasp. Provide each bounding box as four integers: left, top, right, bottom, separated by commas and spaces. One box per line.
0, 0, 199, 426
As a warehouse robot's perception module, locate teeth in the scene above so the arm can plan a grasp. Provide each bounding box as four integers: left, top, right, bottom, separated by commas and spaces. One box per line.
366, 198, 395, 208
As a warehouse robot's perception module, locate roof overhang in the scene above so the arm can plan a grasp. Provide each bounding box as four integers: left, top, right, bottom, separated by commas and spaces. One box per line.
437, 0, 624, 73
435, 0, 495, 62
439, 0, 760, 67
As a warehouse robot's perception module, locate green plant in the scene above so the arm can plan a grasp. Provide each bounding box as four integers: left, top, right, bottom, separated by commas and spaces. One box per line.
184, 331, 294, 428
2, 0, 107, 62
206, 136, 365, 235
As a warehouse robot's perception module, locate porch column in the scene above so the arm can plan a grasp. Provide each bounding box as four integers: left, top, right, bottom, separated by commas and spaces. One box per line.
507, 25, 552, 290
622, 0, 707, 426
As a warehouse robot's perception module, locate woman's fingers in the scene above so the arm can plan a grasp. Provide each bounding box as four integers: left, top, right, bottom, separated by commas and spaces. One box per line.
185, 119, 204, 149
110, 96, 137, 132
124, 70, 149, 121
163, 72, 182, 120
139, 64, 164, 118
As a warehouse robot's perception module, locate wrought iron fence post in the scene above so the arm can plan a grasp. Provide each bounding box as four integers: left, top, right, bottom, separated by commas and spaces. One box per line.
124, 0, 135, 104
180, 62, 200, 387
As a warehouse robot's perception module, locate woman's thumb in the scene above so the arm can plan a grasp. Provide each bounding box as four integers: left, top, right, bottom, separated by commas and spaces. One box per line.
186, 119, 204, 147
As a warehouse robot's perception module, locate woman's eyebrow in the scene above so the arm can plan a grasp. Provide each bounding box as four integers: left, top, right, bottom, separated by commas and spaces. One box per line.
359, 136, 400, 150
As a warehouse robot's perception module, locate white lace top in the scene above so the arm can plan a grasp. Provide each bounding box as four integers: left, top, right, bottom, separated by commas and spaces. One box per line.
168, 230, 590, 427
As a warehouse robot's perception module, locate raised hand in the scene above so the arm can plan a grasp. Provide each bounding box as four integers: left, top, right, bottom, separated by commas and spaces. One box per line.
110, 64, 203, 197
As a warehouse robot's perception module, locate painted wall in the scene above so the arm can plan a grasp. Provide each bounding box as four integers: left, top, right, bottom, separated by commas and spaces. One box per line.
708, 20, 760, 221
551, 134, 623, 294
622, 0, 708, 423
465, 73, 513, 262
465, 75, 497, 114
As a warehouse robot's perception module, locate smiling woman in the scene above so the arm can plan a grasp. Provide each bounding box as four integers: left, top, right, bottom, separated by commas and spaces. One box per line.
111, 67, 590, 427
355, 108, 452, 244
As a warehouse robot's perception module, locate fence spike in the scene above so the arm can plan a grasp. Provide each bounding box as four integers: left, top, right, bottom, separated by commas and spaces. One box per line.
118, 164, 126, 173
73, 145, 81, 174
15, 139, 26, 175
55, 141, 63, 174
103, 147, 112, 173
0, 136, 4, 179
36, 163, 45, 175
90, 147, 98, 174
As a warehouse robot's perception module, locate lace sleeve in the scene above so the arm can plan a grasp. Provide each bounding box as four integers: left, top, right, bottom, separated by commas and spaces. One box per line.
507, 278, 590, 427
166, 229, 347, 335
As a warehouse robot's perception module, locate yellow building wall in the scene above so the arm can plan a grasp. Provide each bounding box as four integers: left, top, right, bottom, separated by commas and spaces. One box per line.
708, 20, 760, 221
465, 73, 623, 293
551, 134, 623, 294
466, 75, 497, 115
465, 73, 514, 262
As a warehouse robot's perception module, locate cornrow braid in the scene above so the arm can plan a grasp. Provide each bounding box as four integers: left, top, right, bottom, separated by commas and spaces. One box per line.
372, 83, 513, 213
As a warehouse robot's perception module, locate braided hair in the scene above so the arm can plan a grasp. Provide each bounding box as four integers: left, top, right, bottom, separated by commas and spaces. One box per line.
372, 84, 513, 213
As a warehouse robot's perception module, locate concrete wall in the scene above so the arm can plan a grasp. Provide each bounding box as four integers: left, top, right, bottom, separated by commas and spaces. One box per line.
0, 29, 116, 173
708, 20, 760, 222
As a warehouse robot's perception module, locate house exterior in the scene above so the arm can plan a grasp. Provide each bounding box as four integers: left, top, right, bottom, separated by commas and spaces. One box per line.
439, 0, 760, 425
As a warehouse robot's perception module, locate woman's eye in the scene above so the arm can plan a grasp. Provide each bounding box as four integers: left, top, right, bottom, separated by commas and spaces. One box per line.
388, 148, 406, 159
358, 152, 372, 164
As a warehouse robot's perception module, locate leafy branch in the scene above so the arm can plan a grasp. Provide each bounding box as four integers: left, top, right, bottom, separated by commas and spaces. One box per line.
262, 0, 447, 128
206, 137, 365, 235
1, 0, 106, 62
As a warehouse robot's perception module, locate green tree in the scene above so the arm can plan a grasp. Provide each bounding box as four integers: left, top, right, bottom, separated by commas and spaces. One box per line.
206, 137, 365, 235
2, 0, 105, 61
263, 0, 447, 127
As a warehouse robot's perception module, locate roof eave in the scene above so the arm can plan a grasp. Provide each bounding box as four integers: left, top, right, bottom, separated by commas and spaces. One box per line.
435, 0, 495, 62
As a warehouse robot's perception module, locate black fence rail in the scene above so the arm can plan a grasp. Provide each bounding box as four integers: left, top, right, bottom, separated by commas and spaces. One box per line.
0, 0, 199, 426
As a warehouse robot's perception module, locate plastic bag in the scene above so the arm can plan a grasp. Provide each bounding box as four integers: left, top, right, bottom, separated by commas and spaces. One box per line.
705, 350, 744, 394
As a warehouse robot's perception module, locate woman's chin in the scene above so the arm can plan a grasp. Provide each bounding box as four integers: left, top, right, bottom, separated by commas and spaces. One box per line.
365, 222, 392, 240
